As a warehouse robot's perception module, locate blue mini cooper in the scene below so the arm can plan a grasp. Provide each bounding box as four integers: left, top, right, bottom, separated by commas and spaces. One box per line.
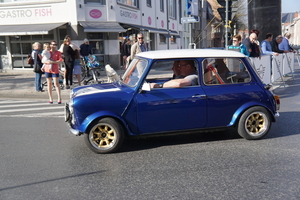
65, 49, 280, 154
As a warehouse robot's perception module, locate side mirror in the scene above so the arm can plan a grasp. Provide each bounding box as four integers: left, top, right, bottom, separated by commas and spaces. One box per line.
141, 82, 151, 92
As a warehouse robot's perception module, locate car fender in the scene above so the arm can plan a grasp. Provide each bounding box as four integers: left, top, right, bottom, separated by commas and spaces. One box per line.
78, 110, 131, 134
229, 101, 276, 126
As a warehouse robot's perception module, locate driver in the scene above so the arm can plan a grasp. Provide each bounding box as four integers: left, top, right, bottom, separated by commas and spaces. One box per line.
151, 60, 198, 88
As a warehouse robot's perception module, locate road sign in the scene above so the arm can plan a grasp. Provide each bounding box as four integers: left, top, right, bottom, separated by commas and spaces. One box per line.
181, 16, 199, 23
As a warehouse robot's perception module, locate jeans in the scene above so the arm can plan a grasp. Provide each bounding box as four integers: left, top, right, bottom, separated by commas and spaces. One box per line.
35, 72, 43, 91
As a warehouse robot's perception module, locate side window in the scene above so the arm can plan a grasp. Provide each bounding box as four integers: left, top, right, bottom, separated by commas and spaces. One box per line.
146, 60, 174, 82
203, 58, 251, 85
145, 59, 199, 88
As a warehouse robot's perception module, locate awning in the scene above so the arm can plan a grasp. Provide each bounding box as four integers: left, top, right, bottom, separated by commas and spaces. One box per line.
79, 22, 126, 32
121, 24, 169, 34
0, 23, 66, 36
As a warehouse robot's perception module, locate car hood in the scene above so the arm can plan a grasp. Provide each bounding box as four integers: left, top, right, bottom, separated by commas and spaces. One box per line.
71, 82, 127, 98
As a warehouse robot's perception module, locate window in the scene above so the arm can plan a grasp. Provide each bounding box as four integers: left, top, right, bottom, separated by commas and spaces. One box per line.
0, 37, 6, 55
178, 0, 182, 23
170, 36, 176, 44
117, 0, 138, 8
160, 0, 164, 11
169, 0, 176, 19
85, 0, 106, 4
87, 33, 105, 66
0, 0, 66, 4
159, 34, 166, 43
145, 59, 199, 88
147, 0, 151, 7
203, 58, 251, 85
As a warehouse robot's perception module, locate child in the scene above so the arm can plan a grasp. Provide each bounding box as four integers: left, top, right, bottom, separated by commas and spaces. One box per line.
73, 50, 82, 86
41, 43, 52, 71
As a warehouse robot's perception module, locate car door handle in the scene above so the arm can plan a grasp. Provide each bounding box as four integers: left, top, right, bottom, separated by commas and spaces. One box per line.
192, 94, 206, 98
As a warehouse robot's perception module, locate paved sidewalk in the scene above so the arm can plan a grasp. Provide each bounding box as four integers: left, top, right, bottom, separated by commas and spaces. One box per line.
0, 69, 124, 101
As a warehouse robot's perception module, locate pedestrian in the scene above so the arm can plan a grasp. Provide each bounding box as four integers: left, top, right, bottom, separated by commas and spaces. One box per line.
261, 33, 279, 56
271, 35, 289, 54
73, 50, 82, 86
63, 38, 75, 89
242, 32, 260, 57
42, 40, 63, 104
58, 35, 80, 53
80, 38, 92, 57
279, 32, 296, 53
31, 42, 44, 92
122, 38, 131, 69
228, 34, 249, 56
129, 33, 147, 62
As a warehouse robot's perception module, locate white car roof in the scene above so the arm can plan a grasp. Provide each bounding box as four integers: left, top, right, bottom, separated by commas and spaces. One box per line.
136, 49, 246, 59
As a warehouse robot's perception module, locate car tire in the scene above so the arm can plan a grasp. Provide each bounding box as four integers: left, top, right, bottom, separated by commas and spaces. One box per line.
237, 106, 271, 140
84, 118, 124, 154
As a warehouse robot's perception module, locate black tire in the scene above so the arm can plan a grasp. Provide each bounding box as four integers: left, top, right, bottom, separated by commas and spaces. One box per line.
237, 106, 272, 140
84, 118, 124, 154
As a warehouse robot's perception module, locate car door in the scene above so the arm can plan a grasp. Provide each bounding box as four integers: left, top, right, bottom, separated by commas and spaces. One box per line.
134, 59, 207, 134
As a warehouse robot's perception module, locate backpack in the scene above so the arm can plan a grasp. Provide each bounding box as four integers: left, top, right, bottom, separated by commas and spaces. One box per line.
27, 54, 34, 65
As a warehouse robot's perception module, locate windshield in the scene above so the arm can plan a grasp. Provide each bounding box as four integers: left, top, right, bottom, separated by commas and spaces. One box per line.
121, 58, 148, 87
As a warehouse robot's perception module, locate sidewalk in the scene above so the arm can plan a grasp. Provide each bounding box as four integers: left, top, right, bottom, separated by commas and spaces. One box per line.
0, 69, 124, 101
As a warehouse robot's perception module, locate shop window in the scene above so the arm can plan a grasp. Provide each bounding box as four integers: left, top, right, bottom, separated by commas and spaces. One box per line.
170, 36, 176, 44
117, 0, 138, 8
0, 37, 6, 55
32, 35, 43, 41
85, 0, 106, 4
159, 34, 166, 43
169, 0, 176, 19
88, 33, 104, 40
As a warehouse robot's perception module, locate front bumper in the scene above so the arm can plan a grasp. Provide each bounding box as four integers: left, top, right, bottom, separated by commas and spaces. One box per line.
65, 102, 82, 136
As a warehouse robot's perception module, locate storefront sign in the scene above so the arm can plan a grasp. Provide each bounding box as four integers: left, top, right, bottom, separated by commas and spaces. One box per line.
117, 7, 140, 24
0, 7, 52, 19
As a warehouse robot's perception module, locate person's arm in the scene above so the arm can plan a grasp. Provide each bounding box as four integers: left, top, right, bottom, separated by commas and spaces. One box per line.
151, 78, 192, 88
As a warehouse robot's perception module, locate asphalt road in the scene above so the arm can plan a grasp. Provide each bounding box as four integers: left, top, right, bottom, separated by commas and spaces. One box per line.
0, 71, 300, 200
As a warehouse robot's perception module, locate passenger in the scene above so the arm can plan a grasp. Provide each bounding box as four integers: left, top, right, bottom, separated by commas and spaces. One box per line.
151, 60, 198, 88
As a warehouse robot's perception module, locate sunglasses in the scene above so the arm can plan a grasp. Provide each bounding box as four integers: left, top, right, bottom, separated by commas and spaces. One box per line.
51, 44, 57, 46
138, 37, 144, 39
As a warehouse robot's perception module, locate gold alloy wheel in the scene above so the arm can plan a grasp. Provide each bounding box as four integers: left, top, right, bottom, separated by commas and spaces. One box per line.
90, 123, 116, 149
245, 112, 268, 136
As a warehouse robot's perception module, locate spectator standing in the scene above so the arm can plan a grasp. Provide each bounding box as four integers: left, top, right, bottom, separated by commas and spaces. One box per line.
228, 34, 249, 56
63, 38, 76, 89
261, 33, 279, 56
122, 38, 131, 69
271, 35, 289, 54
42, 41, 63, 104
242, 33, 260, 57
58, 35, 80, 53
279, 32, 295, 52
31, 42, 44, 92
129, 33, 147, 61
80, 38, 92, 57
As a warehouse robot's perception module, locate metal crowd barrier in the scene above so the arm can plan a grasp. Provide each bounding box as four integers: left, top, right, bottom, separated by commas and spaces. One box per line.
249, 52, 298, 88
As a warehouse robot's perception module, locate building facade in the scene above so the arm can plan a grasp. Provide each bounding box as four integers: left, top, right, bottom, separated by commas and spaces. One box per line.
0, 0, 185, 70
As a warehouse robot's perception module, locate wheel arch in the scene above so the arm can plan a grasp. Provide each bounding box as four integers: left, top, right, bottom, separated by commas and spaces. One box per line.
229, 102, 276, 127
78, 111, 131, 136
